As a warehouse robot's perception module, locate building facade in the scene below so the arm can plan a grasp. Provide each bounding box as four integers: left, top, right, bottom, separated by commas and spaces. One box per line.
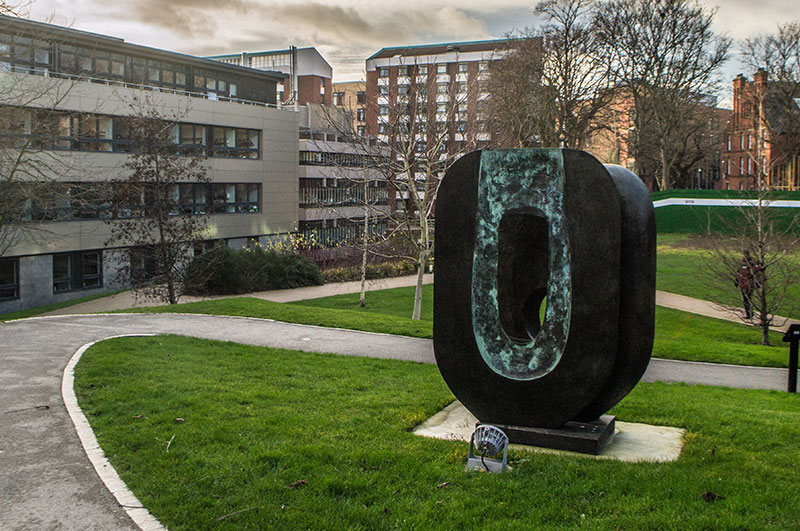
331, 81, 367, 137
364, 40, 506, 154
0, 16, 299, 313
722, 70, 800, 191
208, 47, 333, 107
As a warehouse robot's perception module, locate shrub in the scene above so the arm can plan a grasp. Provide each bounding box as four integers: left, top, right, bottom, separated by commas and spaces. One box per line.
184, 246, 323, 295
321, 261, 417, 283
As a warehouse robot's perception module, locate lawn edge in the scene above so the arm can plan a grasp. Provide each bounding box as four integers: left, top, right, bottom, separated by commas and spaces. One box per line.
61, 335, 166, 531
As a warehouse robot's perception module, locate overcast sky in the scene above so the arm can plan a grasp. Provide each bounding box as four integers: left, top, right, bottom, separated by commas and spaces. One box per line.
27, 0, 800, 88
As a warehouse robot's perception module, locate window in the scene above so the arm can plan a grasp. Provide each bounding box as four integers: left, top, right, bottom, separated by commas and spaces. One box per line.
458, 63, 469, 73
79, 115, 113, 152
211, 183, 260, 213
379, 67, 390, 77
727, 135, 731, 152
740, 134, 745, 151
437, 64, 447, 74
357, 91, 366, 104
357, 125, 366, 136
418, 65, 428, 76
356, 108, 365, 121
333, 92, 344, 106
178, 123, 207, 155
398, 84, 409, 95
437, 83, 448, 94
210, 127, 260, 158
0, 257, 19, 300
379, 105, 389, 116
398, 66, 408, 76
53, 251, 102, 293
379, 85, 389, 96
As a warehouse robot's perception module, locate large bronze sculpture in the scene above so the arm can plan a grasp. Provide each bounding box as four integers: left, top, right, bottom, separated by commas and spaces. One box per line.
434, 149, 655, 452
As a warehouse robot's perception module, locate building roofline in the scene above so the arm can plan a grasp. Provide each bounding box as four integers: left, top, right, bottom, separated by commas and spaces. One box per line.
366, 37, 511, 61
0, 14, 286, 82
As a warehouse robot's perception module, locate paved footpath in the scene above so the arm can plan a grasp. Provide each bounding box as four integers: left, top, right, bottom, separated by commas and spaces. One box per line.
2, 276, 798, 529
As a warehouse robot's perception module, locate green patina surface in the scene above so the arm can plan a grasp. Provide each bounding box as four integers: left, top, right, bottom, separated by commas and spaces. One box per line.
471, 149, 572, 381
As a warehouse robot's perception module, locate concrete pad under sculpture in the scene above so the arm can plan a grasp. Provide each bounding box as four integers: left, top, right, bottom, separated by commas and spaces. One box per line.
413, 402, 685, 463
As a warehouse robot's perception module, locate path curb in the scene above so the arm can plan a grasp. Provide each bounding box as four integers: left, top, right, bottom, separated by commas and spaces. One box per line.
62, 335, 166, 531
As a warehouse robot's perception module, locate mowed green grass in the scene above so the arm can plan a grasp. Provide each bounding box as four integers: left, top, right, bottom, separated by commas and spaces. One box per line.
128, 284, 790, 368
75, 335, 800, 530
657, 233, 800, 318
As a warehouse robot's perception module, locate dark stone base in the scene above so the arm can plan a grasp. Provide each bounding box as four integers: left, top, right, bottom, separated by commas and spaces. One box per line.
492, 415, 616, 455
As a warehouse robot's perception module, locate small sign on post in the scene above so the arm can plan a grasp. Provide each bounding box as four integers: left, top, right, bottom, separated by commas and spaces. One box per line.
781, 323, 800, 393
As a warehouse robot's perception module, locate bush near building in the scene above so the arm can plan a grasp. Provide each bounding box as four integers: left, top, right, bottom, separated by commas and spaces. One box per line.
183, 246, 323, 295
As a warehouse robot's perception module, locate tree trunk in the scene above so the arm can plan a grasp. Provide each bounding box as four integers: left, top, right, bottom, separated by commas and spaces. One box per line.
359, 204, 369, 308
412, 248, 426, 321
660, 148, 672, 190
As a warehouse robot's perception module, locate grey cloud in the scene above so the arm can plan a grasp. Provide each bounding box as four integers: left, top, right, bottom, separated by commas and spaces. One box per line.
113, 0, 257, 38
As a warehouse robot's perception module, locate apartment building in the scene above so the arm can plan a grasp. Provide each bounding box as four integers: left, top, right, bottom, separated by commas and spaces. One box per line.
331, 81, 367, 137
0, 15, 299, 313
722, 70, 800, 191
208, 47, 333, 107
364, 39, 510, 154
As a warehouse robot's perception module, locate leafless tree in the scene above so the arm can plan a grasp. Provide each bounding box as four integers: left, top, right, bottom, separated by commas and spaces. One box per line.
702, 190, 800, 345
593, 0, 730, 190
0, 15, 85, 257
104, 96, 209, 304
306, 109, 394, 307
699, 22, 800, 345
488, 1, 612, 149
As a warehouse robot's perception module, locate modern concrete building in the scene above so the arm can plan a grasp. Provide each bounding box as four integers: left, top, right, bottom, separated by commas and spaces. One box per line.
207, 47, 333, 107
207, 47, 387, 244
0, 15, 299, 313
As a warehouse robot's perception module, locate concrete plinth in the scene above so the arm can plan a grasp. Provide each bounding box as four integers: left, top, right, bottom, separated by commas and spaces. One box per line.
413, 402, 685, 463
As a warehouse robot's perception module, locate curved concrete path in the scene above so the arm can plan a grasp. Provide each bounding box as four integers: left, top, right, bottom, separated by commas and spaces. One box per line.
2, 288, 798, 529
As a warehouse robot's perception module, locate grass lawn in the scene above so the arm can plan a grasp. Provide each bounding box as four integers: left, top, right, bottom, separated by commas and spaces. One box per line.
657, 233, 800, 318
0, 290, 123, 322
126, 284, 790, 368
75, 335, 800, 530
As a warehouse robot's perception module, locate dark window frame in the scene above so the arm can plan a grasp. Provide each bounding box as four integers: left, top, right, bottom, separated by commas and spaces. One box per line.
0, 257, 20, 300
53, 250, 103, 293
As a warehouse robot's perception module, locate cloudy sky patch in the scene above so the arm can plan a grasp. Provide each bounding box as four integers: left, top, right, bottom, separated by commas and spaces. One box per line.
28, 0, 800, 82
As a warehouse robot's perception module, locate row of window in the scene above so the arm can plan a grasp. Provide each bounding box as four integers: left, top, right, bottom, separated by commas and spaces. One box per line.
0, 32, 272, 104
0, 252, 101, 299
299, 150, 387, 168
726, 132, 768, 153
23, 182, 261, 221
378, 62, 488, 77
1, 108, 261, 158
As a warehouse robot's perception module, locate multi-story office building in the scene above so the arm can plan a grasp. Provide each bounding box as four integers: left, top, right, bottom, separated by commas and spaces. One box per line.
209, 47, 388, 245
0, 15, 299, 313
208, 47, 333, 107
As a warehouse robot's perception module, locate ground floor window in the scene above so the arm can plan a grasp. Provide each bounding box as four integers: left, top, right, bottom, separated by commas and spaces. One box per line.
53, 250, 103, 293
0, 257, 19, 300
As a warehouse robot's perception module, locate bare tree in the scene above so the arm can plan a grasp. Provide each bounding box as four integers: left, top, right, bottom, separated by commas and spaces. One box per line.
699, 22, 800, 345
593, 0, 730, 190
488, 0, 612, 150
305, 110, 393, 307
104, 96, 209, 304
703, 191, 800, 345
0, 19, 84, 257
376, 58, 484, 320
